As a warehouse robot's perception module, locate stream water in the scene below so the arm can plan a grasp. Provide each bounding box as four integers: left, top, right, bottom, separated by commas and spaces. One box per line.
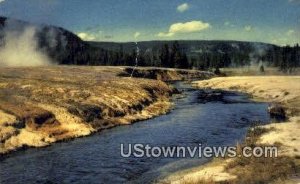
0, 82, 271, 184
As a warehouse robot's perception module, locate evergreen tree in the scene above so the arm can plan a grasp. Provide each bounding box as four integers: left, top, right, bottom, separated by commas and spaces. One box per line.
260, 65, 265, 73
160, 44, 170, 67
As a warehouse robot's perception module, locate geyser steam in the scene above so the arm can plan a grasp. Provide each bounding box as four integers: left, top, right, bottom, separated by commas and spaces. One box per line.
0, 19, 52, 67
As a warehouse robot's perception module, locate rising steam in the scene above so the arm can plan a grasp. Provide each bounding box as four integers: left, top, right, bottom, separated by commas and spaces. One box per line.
0, 19, 53, 67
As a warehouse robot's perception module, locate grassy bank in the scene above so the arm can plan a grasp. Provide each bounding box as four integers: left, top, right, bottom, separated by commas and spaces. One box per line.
0, 66, 165, 154
0, 66, 213, 155
162, 76, 300, 184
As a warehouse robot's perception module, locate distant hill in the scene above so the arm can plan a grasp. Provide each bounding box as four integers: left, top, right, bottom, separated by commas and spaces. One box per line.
89, 40, 280, 68
89, 40, 277, 54
1, 16, 297, 70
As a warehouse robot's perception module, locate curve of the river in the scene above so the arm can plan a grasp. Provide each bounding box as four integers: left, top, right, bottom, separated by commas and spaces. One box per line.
0, 82, 271, 184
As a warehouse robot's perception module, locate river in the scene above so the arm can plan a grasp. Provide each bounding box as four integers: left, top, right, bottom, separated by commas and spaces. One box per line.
0, 82, 271, 184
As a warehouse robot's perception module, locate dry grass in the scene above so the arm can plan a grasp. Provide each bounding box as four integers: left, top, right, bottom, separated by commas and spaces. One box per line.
180, 178, 215, 184
224, 126, 298, 184
121, 67, 214, 81
225, 156, 297, 184
0, 66, 179, 154
162, 126, 298, 184
221, 67, 300, 76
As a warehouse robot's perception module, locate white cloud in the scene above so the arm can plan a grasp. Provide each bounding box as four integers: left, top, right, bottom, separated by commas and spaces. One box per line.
286, 29, 295, 36
77, 29, 104, 41
224, 21, 230, 26
271, 38, 289, 46
0, 0, 5, 4
134, 32, 141, 39
157, 20, 210, 37
288, 0, 300, 3
77, 32, 96, 41
224, 21, 235, 27
170, 21, 210, 33
177, 3, 189, 13
157, 32, 175, 37
244, 25, 253, 32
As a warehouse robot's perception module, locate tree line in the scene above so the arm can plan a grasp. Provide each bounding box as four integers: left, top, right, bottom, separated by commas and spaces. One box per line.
264, 44, 300, 73
49, 39, 300, 73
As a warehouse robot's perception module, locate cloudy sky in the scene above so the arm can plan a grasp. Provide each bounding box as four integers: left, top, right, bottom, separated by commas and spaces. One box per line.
0, 0, 299, 45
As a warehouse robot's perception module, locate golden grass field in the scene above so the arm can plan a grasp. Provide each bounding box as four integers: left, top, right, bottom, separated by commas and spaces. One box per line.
0, 66, 176, 154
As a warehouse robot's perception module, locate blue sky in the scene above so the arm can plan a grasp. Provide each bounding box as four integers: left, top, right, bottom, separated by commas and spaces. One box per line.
0, 0, 299, 45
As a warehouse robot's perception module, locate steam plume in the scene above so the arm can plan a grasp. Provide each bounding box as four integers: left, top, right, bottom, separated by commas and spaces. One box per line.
0, 19, 53, 67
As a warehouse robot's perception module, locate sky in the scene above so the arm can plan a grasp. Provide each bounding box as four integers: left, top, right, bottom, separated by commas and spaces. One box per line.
0, 0, 299, 45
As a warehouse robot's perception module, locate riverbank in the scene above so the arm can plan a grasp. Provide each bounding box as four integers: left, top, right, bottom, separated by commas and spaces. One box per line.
163, 76, 300, 183
0, 66, 212, 155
